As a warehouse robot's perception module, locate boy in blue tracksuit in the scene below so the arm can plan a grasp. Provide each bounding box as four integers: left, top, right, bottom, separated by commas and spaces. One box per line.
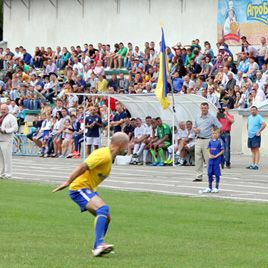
203, 129, 224, 193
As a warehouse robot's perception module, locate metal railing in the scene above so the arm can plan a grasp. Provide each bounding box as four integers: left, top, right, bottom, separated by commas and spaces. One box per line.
13, 134, 40, 156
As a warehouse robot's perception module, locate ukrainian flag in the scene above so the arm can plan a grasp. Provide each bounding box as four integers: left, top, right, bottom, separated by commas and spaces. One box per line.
155, 28, 170, 110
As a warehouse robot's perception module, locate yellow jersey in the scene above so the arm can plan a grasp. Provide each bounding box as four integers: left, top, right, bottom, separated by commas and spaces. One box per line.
69, 147, 112, 192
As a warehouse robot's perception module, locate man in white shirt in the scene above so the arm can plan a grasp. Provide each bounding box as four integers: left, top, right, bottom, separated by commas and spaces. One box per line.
129, 118, 146, 164
8, 100, 19, 116
251, 83, 266, 106
72, 57, 84, 72
0, 104, 18, 179
256, 71, 265, 91
257, 37, 268, 68
207, 86, 220, 107
235, 71, 244, 88
142, 116, 154, 165
13, 47, 23, 59
177, 120, 196, 165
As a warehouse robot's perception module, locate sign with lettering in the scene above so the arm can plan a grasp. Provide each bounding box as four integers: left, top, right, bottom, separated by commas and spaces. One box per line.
218, 0, 268, 45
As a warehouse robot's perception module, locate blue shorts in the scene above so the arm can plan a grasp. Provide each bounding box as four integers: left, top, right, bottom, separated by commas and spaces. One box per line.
208, 163, 221, 177
248, 136, 261, 148
69, 188, 98, 212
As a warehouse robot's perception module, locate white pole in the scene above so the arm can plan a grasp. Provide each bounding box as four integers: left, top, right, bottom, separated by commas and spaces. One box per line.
83, 94, 86, 160
107, 95, 111, 146
172, 106, 175, 167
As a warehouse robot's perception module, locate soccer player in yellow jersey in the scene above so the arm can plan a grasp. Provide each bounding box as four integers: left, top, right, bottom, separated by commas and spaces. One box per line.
53, 132, 129, 257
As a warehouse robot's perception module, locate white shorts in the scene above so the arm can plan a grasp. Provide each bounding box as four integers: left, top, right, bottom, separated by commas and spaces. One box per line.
86, 137, 100, 146
186, 142, 195, 149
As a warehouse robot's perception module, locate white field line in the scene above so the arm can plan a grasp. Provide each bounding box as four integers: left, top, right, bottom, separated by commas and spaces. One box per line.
99, 185, 268, 202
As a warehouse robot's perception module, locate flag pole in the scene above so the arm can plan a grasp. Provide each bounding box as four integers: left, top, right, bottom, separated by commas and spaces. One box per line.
168, 76, 176, 167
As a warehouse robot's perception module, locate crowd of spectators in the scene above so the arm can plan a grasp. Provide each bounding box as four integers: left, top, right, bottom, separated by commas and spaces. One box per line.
0, 36, 268, 159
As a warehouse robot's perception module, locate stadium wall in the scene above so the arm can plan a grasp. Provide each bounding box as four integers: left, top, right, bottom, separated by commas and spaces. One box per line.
3, 0, 218, 53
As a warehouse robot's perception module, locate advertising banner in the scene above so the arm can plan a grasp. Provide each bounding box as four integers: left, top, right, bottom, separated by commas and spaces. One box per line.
218, 0, 268, 45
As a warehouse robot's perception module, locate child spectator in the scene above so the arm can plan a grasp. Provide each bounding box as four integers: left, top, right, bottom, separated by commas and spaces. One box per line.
60, 119, 74, 158
202, 129, 224, 193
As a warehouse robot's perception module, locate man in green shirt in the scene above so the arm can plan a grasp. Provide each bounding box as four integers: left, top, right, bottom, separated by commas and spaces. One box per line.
149, 117, 171, 166
113, 42, 128, 69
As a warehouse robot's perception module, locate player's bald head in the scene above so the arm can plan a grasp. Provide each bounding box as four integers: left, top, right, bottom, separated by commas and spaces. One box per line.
111, 132, 129, 145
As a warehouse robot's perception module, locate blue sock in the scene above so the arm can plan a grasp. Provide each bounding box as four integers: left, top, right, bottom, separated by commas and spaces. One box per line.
94, 205, 109, 249
208, 175, 213, 190
215, 176, 220, 189
103, 215, 110, 237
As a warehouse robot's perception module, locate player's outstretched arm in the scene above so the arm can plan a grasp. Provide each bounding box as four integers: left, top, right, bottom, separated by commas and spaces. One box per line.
52, 181, 70, 192
52, 163, 89, 193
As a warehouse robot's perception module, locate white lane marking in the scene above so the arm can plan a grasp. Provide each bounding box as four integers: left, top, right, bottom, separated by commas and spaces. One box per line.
105, 180, 268, 196
11, 170, 268, 193
100, 185, 268, 203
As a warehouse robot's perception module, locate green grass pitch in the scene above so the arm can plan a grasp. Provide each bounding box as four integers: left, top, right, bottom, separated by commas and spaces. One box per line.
1, 180, 268, 268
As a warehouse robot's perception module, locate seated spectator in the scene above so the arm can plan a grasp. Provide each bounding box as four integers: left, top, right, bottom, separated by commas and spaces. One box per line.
129, 118, 147, 164
22, 48, 32, 65
93, 60, 105, 76
45, 59, 57, 75
172, 71, 184, 93
188, 58, 201, 74
237, 53, 250, 73
199, 56, 212, 79
108, 74, 119, 92
118, 72, 129, 93
247, 57, 259, 80
165, 126, 178, 165
251, 83, 266, 106
225, 72, 236, 91
33, 113, 53, 156
123, 117, 136, 140
8, 100, 19, 116
32, 46, 43, 68
60, 119, 74, 158
176, 120, 195, 165
257, 37, 268, 68
207, 86, 220, 107
96, 75, 108, 93
113, 42, 128, 69
149, 117, 171, 166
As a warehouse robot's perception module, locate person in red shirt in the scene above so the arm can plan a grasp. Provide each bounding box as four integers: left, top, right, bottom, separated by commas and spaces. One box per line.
217, 106, 234, 168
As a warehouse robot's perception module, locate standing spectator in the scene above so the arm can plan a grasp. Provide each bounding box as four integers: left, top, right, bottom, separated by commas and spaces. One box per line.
217, 106, 234, 168
246, 106, 266, 170
193, 102, 222, 182
85, 106, 102, 155
0, 104, 18, 179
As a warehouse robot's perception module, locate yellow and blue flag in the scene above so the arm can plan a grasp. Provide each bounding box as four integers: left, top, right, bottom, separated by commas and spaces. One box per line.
155, 28, 170, 110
